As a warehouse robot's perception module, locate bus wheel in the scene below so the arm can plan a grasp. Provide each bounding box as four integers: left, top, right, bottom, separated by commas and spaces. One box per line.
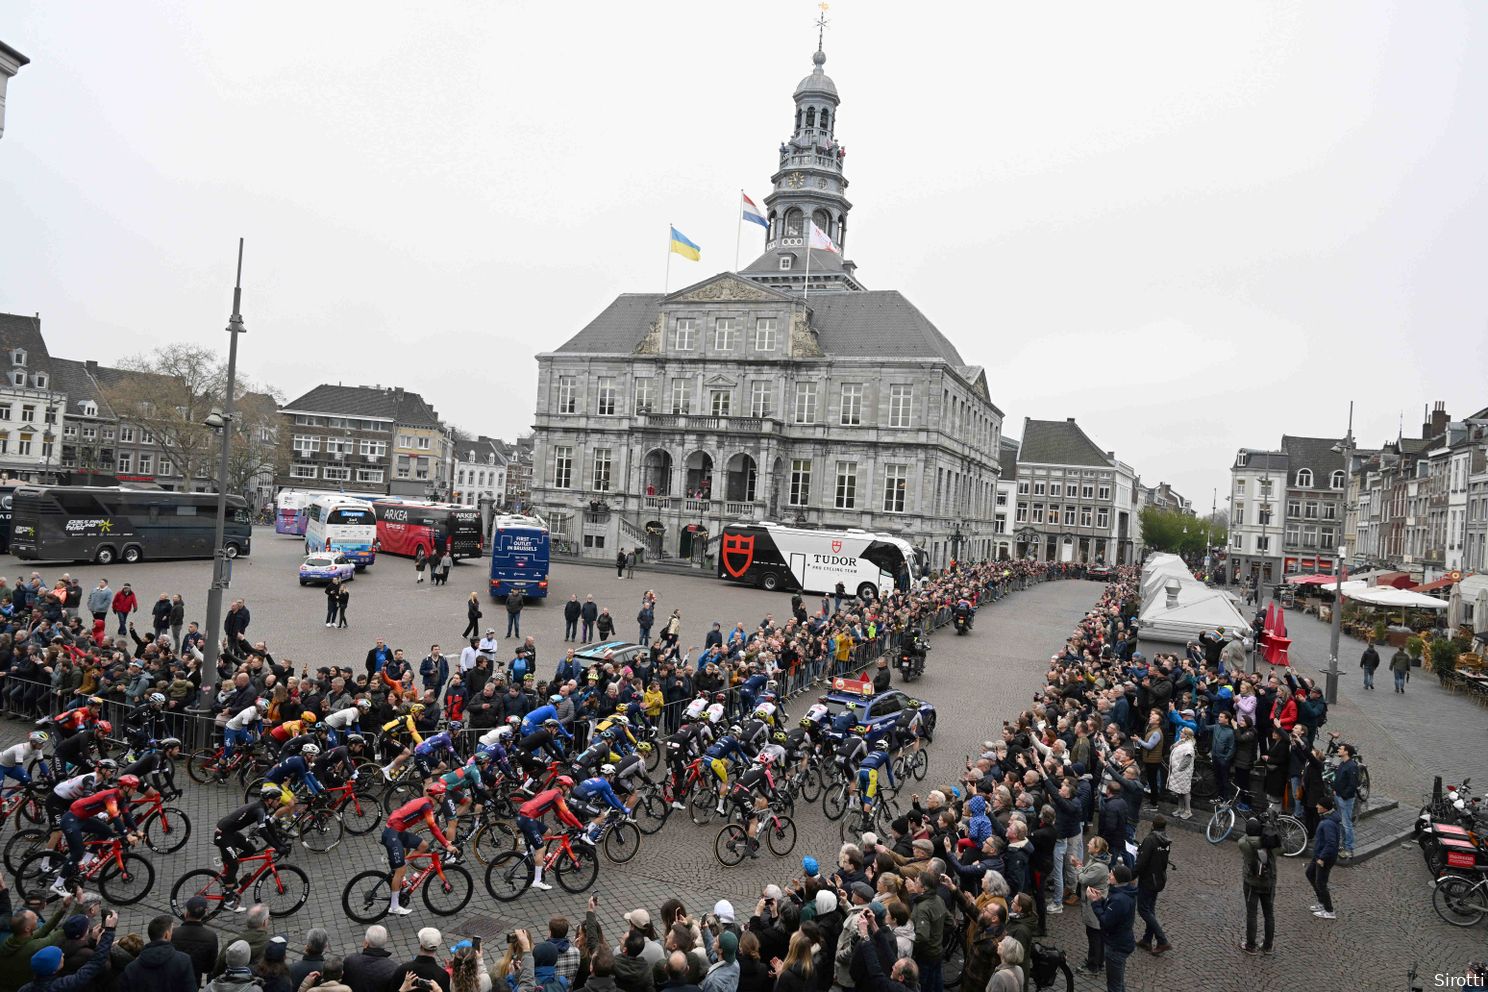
224, 543, 240, 559
761, 572, 780, 591
856, 583, 877, 602
122, 546, 143, 563
94, 546, 117, 565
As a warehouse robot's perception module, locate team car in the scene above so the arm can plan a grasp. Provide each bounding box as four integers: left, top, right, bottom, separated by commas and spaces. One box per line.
1085, 564, 1115, 581
819, 681, 936, 741
298, 552, 357, 585
572, 641, 651, 674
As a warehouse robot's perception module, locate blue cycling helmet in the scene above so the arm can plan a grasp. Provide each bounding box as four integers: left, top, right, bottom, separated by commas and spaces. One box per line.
802, 856, 819, 877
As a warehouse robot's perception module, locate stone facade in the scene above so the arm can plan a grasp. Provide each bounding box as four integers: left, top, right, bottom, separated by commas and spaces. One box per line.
1012, 418, 1139, 565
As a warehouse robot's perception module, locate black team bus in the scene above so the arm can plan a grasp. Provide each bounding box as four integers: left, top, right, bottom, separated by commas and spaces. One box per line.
0, 483, 16, 554
372, 501, 483, 562
715, 522, 925, 600
9, 486, 253, 564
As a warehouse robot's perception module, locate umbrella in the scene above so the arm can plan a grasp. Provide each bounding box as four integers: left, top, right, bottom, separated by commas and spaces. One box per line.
1449, 585, 1464, 630
1288, 574, 1334, 586
1344, 587, 1449, 609
1476, 588, 1488, 636
1264, 603, 1291, 666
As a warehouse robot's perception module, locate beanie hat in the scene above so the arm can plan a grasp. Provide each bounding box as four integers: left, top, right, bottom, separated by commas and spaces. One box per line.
533, 943, 559, 968
868, 901, 887, 921
62, 915, 90, 940
815, 889, 838, 915
225, 940, 252, 969
1112, 864, 1133, 884
801, 856, 820, 877
1244, 817, 1262, 837
713, 900, 736, 924
30, 945, 63, 977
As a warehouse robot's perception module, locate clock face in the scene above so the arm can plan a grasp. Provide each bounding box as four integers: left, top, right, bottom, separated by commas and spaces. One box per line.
787, 172, 805, 189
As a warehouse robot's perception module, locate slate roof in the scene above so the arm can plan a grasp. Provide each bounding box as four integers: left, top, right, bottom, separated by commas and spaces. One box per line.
998, 437, 1020, 481
556, 294, 663, 355
1236, 450, 1288, 471
1017, 418, 1113, 468
0, 312, 53, 372
741, 246, 852, 277
48, 358, 112, 418
1280, 435, 1345, 490
282, 384, 440, 427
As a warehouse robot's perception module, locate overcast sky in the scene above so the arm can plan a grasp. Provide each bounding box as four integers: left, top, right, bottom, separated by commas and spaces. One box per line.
3, 2, 1485, 508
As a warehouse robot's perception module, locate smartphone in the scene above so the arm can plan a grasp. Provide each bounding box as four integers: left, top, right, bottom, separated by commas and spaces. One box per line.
472, 935, 483, 953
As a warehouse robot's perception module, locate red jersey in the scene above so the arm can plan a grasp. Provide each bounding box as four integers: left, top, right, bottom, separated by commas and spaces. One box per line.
55, 708, 96, 733
518, 788, 583, 829
386, 797, 450, 846
69, 788, 130, 825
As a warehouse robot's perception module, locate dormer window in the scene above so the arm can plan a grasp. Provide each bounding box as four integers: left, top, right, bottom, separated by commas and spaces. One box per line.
778, 255, 793, 271
1331, 470, 1345, 489
1235, 451, 1248, 467
1296, 468, 1313, 487
10, 350, 24, 367
10, 371, 23, 388
31, 374, 46, 389
81, 401, 97, 417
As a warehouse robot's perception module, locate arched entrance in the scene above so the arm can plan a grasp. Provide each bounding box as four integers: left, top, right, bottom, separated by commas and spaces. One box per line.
679, 522, 708, 561
643, 449, 673, 497
644, 520, 665, 558
725, 453, 758, 502
684, 451, 714, 499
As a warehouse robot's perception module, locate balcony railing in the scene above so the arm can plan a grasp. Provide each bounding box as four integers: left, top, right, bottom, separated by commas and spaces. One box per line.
638, 412, 777, 434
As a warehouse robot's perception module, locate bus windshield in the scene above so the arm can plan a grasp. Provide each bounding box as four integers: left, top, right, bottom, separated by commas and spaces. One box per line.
489, 519, 550, 600
328, 507, 374, 525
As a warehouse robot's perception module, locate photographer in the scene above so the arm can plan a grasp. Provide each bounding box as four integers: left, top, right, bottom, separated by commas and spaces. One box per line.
392, 929, 451, 992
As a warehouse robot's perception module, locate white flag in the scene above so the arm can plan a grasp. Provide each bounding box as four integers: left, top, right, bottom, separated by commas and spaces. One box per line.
808, 220, 839, 253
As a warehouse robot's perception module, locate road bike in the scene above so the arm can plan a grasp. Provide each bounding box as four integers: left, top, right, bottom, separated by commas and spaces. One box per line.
447, 799, 520, 866
17, 835, 154, 905
342, 847, 473, 923
186, 740, 273, 786
170, 841, 310, 922
630, 779, 673, 835
0, 780, 48, 830
593, 807, 642, 864
893, 747, 929, 783
715, 802, 797, 867
130, 791, 193, 855
484, 829, 599, 900
841, 792, 900, 844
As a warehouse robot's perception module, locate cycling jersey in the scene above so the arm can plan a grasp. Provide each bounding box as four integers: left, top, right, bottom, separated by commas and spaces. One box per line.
267, 720, 312, 743
54, 708, 96, 734
278, 733, 318, 757
226, 705, 264, 732
386, 797, 452, 845
475, 740, 514, 778
703, 736, 745, 764
0, 742, 37, 768
217, 799, 271, 835
414, 732, 455, 759
834, 735, 867, 767
683, 698, 708, 722
516, 728, 565, 761
729, 765, 771, 802
437, 764, 483, 795
517, 788, 583, 829
756, 743, 788, 767
613, 754, 646, 792
68, 788, 136, 830
52, 772, 99, 802
312, 746, 354, 782
572, 776, 627, 813
520, 705, 560, 737
264, 755, 322, 795
857, 749, 894, 804
570, 742, 614, 776
324, 707, 361, 730
380, 714, 423, 746
121, 751, 176, 794
737, 720, 768, 752
53, 730, 97, 770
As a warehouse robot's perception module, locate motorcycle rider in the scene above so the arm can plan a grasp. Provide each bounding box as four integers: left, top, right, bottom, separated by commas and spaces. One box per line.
953, 596, 975, 631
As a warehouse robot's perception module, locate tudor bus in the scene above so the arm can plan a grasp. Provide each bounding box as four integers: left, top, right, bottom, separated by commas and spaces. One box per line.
716, 522, 925, 600
373, 501, 483, 563
10, 485, 253, 563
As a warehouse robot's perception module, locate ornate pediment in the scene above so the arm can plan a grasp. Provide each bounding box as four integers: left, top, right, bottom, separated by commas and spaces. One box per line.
703, 373, 738, 388
634, 314, 664, 355
672, 274, 779, 304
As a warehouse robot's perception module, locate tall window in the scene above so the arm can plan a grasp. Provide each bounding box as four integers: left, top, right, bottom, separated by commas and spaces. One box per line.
1098, 484, 1111, 500
888, 385, 912, 428
883, 464, 907, 512
20, 405, 34, 424
1235, 479, 1246, 495
1064, 506, 1077, 525
116, 452, 131, 474
834, 461, 857, 509
120, 426, 134, 443
673, 318, 696, 350
1080, 506, 1093, 527
1016, 503, 1028, 522
789, 459, 812, 506
1081, 483, 1094, 499
670, 379, 689, 414
840, 384, 863, 426
137, 452, 151, 474
1017, 481, 1029, 495
794, 382, 817, 424
556, 376, 577, 414
1233, 503, 1244, 526
754, 318, 777, 352
1296, 469, 1313, 487
552, 446, 574, 489
292, 435, 319, 454
596, 377, 616, 416
749, 382, 770, 418
713, 318, 737, 351
1286, 499, 1301, 518
592, 448, 612, 492
634, 378, 654, 413
1096, 507, 1110, 529
709, 389, 732, 416
1050, 482, 1062, 498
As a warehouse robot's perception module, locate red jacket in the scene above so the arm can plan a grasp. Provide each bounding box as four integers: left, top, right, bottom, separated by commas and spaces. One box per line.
111, 589, 138, 614
1271, 697, 1297, 731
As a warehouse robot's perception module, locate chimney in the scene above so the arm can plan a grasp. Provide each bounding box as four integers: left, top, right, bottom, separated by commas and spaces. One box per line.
84, 360, 97, 376
1164, 579, 1181, 609
1066, 417, 1075, 423
1430, 401, 1449, 438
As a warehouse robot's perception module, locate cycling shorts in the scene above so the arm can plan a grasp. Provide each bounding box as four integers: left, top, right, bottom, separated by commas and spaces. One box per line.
858, 767, 879, 801
708, 757, 730, 789
380, 827, 423, 868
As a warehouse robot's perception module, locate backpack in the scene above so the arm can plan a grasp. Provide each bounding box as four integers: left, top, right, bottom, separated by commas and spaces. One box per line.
539, 974, 571, 992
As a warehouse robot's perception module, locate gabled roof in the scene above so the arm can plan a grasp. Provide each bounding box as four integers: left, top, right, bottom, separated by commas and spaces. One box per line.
1280, 435, 1344, 489
282, 384, 440, 427
1017, 418, 1113, 468
48, 358, 113, 418
998, 437, 1020, 482
0, 313, 53, 371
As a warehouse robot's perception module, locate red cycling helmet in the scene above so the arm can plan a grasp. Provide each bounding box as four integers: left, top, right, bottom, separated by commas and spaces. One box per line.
425, 781, 447, 797
95, 720, 113, 735
117, 774, 141, 790
555, 775, 575, 789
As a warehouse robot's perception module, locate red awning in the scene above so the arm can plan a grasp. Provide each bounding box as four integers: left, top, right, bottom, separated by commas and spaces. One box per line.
1413, 571, 1468, 593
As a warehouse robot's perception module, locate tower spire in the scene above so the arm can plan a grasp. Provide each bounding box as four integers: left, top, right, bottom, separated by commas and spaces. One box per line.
816, 2, 829, 53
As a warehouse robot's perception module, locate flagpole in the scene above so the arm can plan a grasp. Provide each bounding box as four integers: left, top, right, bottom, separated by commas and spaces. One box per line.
734, 191, 743, 273
804, 233, 812, 302
665, 224, 672, 294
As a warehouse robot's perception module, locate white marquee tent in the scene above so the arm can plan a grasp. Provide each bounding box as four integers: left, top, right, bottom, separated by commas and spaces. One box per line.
1138, 553, 1251, 643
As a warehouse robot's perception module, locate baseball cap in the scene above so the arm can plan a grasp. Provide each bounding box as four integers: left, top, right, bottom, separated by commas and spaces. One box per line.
418, 927, 442, 951
62, 915, 89, 939
265, 936, 288, 963
185, 896, 209, 918
625, 908, 651, 929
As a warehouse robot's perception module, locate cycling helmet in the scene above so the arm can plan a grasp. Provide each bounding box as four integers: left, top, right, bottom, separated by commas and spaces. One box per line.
543, 718, 560, 729
874, 740, 891, 752
474, 751, 493, 764
426, 781, 447, 796
95, 720, 113, 736
300, 743, 321, 757
766, 680, 778, 692
600, 763, 617, 776
87, 697, 104, 707
158, 737, 182, 751
554, 775, 575, 789
757, 753, 774, 767
301, 713, 317, 725
800, 718, 816, 730
728, 724, 742, 737
148, 692, 166, 706
346, 733, 367, 747
409, 703, 426, 714
117, 774, 141, 789
506, 715, 521, 727
609, 714, 629, 727
27, 731, 48, 746
713, 692, 727, 703
753, 709, 770, 721
260, 783, 284, 800
549, 694, 563, 704
773, 731, 789, 745
493, 726, 513, 741
95, 759, 118, 771
356, 699, 371, 711
255, 698, 269, 711
600, 729, 616, 741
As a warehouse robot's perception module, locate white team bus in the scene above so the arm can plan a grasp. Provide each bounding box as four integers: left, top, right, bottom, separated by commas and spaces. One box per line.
303, 495, 378, 568
276, 487, 388, 536
715, 522, 926, 600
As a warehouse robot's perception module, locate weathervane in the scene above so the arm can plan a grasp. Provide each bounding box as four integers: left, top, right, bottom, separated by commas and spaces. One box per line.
816, 2, 830, 51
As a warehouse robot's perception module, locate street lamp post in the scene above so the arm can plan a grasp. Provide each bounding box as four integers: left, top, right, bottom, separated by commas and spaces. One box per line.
202, 239, 247, 679
1258, 472, 1273, 605
1325, 405, 1356, 705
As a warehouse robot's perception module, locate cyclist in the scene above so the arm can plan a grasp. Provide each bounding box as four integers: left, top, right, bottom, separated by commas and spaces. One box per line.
411, 724, 460, 780
703, 726, 748, 814
49, 697, 104, 739
0, 731, 48, 786
51, 773, 142, 895
52, 720, 111, 776
736, 713, 771, 754
515, 719, 569, 788
569, 734, 617, 779
475, 726, 517, 780
382, 780, 455, 916
324, 698, 371, 745
890, 701, 926, 756
214, 783, 288, 912
571, 764, 631, 843
515, 775, 585, 891
611, 750, 648, 805
725, 752, 779, 860
222, 697, 268, 767
520, 696, 566, 737
123, 693, 167, 755
856, 740, 895, 816
265, 713, 318, 751
311, 736, 360, 789
263, 743, 324, 819
594, 713, 639, 756
378, 703, 426, 779
434, 757, 486, 818
664, 719, 707, 810
121, 737, 183, 799
831, 727, 868, 783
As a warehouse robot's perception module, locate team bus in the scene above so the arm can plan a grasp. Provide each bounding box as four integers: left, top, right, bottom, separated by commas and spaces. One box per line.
9, 485, 252, 564
275, 487, 388, 536
303, 495, 377, 567
372, 501, 483, 563
0, 483, 16, 554
716, 522, 924, 600
488, 514, 550, 600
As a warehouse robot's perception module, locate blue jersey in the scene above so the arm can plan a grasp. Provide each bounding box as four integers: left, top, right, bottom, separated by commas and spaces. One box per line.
414, 732, 455, 759
475, 741, 514, 777
704, 735, 745, 764
265, 755, 322, 794
858, 749, 894, 788
572, 776, 627, 812
521, 705, 559, 737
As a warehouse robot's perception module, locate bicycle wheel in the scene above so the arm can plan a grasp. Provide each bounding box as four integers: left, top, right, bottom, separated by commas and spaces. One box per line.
186, 748, 221, 785
1190, 762, 1216, 800
16, 792, 46, 826
1358, 767, 1372, 808
242, 777, 267, 803
384, 780, 418, 812
690, 785, 719, 825
256, 863, 311, 918
340, 792, 382, 835
799, 765, 823, 804
170, 869, 228, 922
1205, 807, 1236, 844
554, 844, 600, 893
353, 762, 383, 796
643, 743, 662, 774
25, 758, 54, 786
143, 806, 193, 855
715, 824, 749, 867
823, 784, 850, 821
603, 820, 642, 864
422, 862, 474, 916
910, 749, 929, 782
4, 829, 50, 874
1433, 875, 1487, 927
484, 850, 534, 902
299, 809, 344, 853
99, 851, 155, 905
472, 822, 519, 865
635, 789, 671, 835
766, 815, 797, 856
15, 850, 65, 899
343, 870, 392, 924
1276, 815, 1308, 857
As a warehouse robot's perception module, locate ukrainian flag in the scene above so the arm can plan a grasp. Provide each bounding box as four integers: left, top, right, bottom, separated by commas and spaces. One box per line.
669, 226, 701, 261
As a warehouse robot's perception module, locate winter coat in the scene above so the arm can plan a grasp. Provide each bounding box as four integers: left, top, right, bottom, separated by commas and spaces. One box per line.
1210, 723, 1236, 766
1093, 882, 1138, 955
1135, 829, 1171, 893
909, 890, 946, 964
1167, 738, 1196, 796
1262, 736, 1289, 798
1389, 649, 1411, 674
171, 921, 219, 988
87, 588, 113, 615
1360, 646, 1380, 673
772, 964, 811, 992
112, 590, 138, 615
1239, 833, 1277, 892
19, 929, 115, 992
1232, 725, 1257, 771
117, 939, 198, 992
1078, 852, 1112, 928
1314, 808, 1343, 862
613, 953, 656, 992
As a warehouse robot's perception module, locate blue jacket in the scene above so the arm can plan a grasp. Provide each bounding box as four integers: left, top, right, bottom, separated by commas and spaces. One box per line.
1314, 808, 1343, 862
1044, 782, 1084, 839
522, 704, 559, 735
1094, 882, 1138, 955
1333, 759, 1359, 801
573, 776, 627, 812
1209, 723, 1236, 765
1098, 793, 1128, 847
